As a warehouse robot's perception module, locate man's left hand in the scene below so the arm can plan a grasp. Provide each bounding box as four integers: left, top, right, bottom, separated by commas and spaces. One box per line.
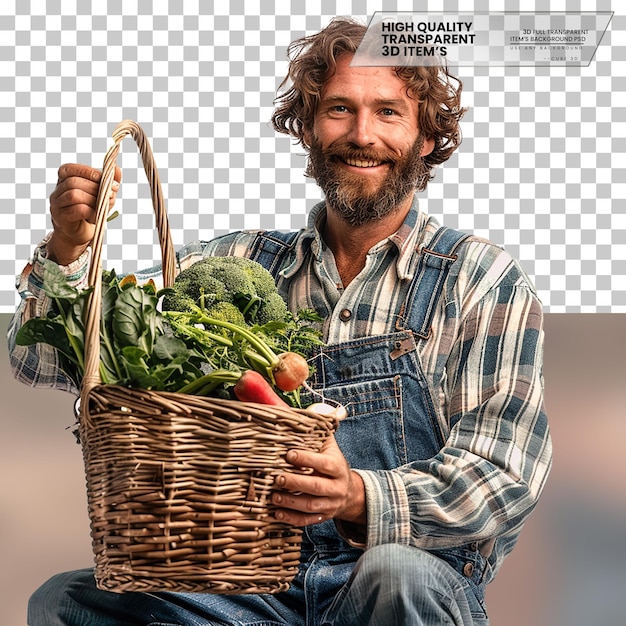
271, 434, 366, 526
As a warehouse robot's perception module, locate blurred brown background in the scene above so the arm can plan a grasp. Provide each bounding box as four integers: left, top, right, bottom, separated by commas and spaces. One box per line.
2, 313, 625, 626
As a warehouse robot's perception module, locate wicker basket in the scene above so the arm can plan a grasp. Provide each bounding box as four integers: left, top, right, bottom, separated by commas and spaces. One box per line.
78, 120, 337, 594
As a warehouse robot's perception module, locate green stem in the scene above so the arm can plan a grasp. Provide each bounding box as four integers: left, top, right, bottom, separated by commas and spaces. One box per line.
240, 295, 261, 319
288, 386, 302, 409
164, 312, 234, 348
195, 314, 279, 368
99, 325, 123, 384
57, 299, 85, 374
242, 348, 272, 375
177, 369, 241, 395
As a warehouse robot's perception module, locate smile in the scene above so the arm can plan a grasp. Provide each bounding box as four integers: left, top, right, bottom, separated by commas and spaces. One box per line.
342, 157, 385, 168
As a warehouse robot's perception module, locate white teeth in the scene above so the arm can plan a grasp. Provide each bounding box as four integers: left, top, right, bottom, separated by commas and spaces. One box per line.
344, 157, 382, 168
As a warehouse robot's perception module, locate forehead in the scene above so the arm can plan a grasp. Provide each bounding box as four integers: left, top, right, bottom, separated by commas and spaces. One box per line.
320, 54, 416, 108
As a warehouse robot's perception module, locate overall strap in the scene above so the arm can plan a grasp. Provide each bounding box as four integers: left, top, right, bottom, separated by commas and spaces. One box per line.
397, 226, 470, 340
245, 230, 299, 279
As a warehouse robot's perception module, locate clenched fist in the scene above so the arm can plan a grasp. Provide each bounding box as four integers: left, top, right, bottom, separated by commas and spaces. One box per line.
46, 163, 122, 265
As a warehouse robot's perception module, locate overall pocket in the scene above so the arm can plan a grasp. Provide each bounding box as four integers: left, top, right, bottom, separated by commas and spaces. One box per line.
311, 376, 405, 469
305, 332, 445, 469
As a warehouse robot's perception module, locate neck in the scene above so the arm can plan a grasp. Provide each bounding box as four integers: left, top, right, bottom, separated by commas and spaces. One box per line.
322, 195, 414, 287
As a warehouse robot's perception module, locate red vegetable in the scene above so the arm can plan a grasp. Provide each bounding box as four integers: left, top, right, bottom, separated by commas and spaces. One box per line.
271, 352, 310, 392
233, 370, 289, 407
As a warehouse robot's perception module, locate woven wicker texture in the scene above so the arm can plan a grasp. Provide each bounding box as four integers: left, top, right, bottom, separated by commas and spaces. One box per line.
78, 121, 337, 594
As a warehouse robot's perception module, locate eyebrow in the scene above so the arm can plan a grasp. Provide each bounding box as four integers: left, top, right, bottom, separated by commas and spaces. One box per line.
320, 95, 413, 112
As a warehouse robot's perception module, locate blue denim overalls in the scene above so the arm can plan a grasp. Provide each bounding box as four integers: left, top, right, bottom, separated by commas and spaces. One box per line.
246, 226, 491, 623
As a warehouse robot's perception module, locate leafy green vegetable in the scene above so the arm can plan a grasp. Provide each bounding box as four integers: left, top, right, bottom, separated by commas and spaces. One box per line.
15, 258, 324, 407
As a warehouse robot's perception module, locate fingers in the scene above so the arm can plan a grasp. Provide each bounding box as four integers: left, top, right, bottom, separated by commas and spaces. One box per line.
50, 181, 100, 243
277, 448, 345, 495
54, 164, 121, 214
283, 435, 345, 476
271, 436, 356, 526
272, 491, 333, 527
46, 163, 122, 265
57, 163, 101, 184
273, 466, 335, 527
51, 184, 99, 222
57, 163, 122, 185
51, 164, 121, 227
274, 467, 339, 500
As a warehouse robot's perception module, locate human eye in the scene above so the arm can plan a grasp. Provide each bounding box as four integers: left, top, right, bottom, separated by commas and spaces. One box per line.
380, 108, 398, 116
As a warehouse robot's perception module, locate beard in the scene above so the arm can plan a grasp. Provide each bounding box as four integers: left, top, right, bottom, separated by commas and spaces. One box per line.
305, 134, 429, 227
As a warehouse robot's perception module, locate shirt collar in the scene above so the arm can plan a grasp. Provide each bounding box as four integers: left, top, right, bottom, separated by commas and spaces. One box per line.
280, 196, 434, 281
391, 196, 435, 280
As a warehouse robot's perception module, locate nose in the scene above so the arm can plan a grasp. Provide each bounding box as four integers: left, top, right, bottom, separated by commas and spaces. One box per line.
346, 111, 375, 148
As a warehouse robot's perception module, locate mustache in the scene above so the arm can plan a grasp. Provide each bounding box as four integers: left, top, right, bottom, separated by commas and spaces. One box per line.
321, 144, 399, 165
307, 133, 401, 165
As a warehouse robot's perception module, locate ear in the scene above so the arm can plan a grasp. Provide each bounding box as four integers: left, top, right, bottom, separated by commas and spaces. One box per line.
420, 136, 435, 157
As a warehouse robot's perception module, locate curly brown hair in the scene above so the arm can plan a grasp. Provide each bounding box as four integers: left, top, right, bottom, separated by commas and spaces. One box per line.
271, 17, 466, 190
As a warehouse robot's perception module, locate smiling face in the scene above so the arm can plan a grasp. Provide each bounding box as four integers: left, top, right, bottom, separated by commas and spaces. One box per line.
305, 54, 434, 226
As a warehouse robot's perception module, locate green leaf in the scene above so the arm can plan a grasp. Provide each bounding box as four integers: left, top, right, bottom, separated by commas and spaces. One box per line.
65, 298, 86, 344
112, 284, 159, 354
118, 345, 156, 388
296, 308, 324, 323
99, 345, 122, 384
233, 292, 261, 321
15, 317, 82, 371
254, 320, 289, 332
41, 261, 83, 302
119, 345, 203, 391
152, 334, 193, 361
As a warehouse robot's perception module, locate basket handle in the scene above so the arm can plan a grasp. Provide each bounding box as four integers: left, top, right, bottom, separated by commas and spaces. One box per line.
81, 120, 177, 397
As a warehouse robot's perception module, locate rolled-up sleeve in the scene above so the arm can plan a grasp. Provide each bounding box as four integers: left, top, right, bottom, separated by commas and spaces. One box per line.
8, 237, 91, 392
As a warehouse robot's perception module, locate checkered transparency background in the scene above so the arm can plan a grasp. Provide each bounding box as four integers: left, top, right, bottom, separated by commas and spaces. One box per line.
0, 0, 624, 312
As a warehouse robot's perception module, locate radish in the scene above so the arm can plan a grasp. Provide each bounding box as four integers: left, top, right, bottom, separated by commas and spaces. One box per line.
307, 402, 348, 421
233, 370, 289, 407
271, 352, 310, 392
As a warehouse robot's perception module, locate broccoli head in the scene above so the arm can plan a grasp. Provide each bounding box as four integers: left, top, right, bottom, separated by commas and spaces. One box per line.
161, 266, 226, 313
254, 292, 290, 326
161, 256, 289, 324
203, 301, 247, 327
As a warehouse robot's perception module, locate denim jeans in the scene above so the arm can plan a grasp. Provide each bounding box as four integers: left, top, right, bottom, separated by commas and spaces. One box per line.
29, 228, 490, 624
29, 543, 488, 625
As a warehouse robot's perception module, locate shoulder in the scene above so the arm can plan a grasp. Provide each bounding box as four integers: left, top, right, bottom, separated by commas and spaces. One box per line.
176, 229, 302, 273
177, 231, 259, 261
445, 232, 540, 315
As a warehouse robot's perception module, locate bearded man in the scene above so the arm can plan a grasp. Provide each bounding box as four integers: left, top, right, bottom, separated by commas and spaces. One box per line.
10, 17, 551, 626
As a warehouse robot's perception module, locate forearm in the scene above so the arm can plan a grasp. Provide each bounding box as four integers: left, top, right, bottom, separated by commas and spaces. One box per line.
355, 418, 549, 551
